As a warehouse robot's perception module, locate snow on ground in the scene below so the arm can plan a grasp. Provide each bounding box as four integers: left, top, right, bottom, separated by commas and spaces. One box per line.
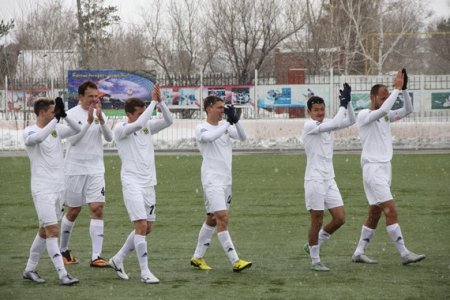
1, 118, 450, 151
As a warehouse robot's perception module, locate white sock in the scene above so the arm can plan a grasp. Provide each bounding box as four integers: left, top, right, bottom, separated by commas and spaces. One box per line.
310, 245, 320, 264
46, 237, 67, 279
25, 233, 46, 272
386, 223, 409, 257
134, 234, 150, 275
115, 231, 135, 262
60, 216, 74, 252
193, 223, 215, 259
354, 225, 376, 256
217, 231, 238, 264
90, 219, 104, 260
318, 229, 331, 246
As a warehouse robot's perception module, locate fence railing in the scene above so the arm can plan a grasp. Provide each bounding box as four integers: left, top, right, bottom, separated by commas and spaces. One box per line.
1, 72, 449, 150
1, 110, 450, 151
2, 72, 450, 91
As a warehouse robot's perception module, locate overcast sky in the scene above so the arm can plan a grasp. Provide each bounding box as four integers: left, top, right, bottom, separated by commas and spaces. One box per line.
0, 0, 449, 42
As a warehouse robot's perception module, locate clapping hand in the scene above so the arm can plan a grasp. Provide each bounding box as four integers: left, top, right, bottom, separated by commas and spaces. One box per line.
224, 105, 239, 125
402, 68, 408, 90
339, 82, 351, 108
152, 83, 161, 102
54, 97, 67, 122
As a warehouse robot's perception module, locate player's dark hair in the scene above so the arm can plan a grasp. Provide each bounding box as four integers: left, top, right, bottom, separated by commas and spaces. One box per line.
124, 98, 145, 114
203, 95, 223, 112
370, 84, 386, 97
78, 81, 98, 95
33, 98, 55, 116
307, 96, 325, 110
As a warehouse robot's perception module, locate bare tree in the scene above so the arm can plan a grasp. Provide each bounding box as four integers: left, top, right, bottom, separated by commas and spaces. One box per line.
140, 0, 217, 83
76, 0, 120, 69
103, 24, 148, 70
341, 0, 428, 75
289, 0, 337, 74
11, 0, 78, 81
0, 19, 15, 38
0, 20, 16, 84
426, 18, 450, 74
207, 0, 306, 83
15, 0, 77, 50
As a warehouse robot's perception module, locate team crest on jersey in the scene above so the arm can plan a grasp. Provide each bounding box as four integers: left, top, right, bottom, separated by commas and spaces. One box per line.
384, 115, 389, 122
143, 128, 149, 134
51, 130, 57, 137
94, 118, 99, 124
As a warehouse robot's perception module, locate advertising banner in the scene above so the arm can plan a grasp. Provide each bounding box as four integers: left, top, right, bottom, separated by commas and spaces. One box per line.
68, 70, 156, 116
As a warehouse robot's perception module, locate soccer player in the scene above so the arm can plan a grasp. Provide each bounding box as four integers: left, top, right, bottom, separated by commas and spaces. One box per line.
303, 84, 356, 272
23, 98, 80, 285
190, 96, 252, 272
108, 83, 173, 284
351, 69, 425, 265
59, 81, 113, 267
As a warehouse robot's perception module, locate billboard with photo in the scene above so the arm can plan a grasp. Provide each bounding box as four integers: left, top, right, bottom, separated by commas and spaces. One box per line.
68, 70, 156, 116
351, 92, 414, 112
431, 92, 450, 109
4, 89, 48, 113
159, 85, 253, 109
257, 84, 329, 110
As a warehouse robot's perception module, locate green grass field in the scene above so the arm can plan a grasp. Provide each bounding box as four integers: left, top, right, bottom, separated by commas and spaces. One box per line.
0, 153, 449, 300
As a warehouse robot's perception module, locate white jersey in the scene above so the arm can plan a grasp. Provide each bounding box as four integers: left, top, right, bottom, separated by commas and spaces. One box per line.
64, 105, 113, 175
303, 106, 355, 180
23, 118, 80, 195
196, 120, 246, 187
357, 89, 412, 165
115, 101, 173, 187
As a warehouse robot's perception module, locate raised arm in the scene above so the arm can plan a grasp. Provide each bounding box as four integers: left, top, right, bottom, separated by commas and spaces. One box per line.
228, 122, 246, 141
118, 100, 158, 138
361, 69, 404, 124
365, 89, 400, 123
58, 116, 81, 139
305, 107, 347, 135
24, 119, 57, 146
389, 90, 413, 122
149, 101, 173, 135
67, 103, 94, 146
95, 101, 113, 142
389, 69, 413, 122
341, 103, 356, 127
197, 122, 230, 143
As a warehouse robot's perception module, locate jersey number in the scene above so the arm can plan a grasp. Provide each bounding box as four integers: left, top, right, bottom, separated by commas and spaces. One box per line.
149, 205, 155, 215
101, 187, 105, 196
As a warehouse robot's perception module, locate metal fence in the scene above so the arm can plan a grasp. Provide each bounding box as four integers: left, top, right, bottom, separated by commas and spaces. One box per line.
3, 72, 450, 91
1, 110, 450, 152
1, 72, 450, 151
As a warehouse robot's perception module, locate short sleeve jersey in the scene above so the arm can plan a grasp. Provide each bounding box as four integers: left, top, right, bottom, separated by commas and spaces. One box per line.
196, 121, 232, 186
23, 124, 65, 194
114, 120, 157, 187
64, 105, 107, 175
303, 118, 335, 180
357, 110, 392, 164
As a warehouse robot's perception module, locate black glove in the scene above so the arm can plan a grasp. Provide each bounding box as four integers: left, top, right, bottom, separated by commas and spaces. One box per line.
402, 68, 408, 90
54, 97, 67, 121
224, 105, 239, 125
339, 82, 351, 108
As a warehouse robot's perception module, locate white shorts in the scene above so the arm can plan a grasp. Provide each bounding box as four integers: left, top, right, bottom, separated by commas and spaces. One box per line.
362, 162, 393, 205
304, 179, 343, 211
64, 174, 106, 207
123, 184, 156, 222
32, 191, 65, 227
203, 185, 232, 214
